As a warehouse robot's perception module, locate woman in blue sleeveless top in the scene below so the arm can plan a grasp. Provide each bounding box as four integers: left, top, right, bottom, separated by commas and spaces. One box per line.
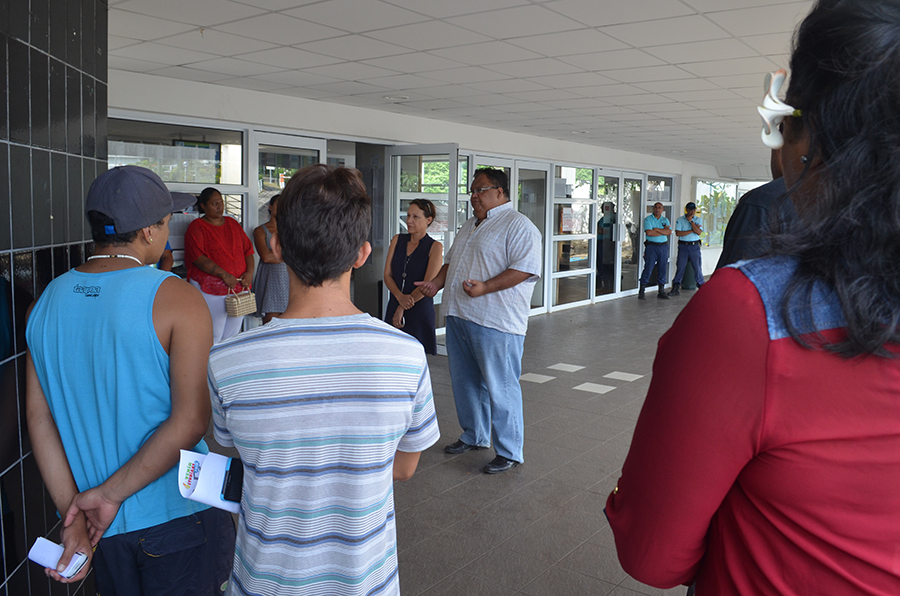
384, 199, 443, 354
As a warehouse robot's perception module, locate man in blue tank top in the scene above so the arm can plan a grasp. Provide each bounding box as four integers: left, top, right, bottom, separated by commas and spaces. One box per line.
26, 166, 235, 594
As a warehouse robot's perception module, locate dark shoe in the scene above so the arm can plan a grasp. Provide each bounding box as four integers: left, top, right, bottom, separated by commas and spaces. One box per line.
444, 440, 481, 455
483, 456, 520, 474
638, 285, 646, 300
657, 284, 670, 299
668, 282, 680, 296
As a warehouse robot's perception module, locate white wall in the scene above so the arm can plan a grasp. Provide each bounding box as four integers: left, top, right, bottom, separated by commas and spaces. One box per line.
110, 70, 721, 209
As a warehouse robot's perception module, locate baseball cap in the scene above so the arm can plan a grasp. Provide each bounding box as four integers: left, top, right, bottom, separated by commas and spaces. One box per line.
685, 202, 697, 211
85, 166, 196, 234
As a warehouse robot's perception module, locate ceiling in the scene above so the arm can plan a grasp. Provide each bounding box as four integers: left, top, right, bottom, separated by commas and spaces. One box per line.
107, 0, 813, 176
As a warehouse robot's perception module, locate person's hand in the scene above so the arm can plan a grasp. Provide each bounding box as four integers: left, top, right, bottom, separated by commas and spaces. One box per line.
64, 486, 123, 546
239, 272, 253, 288
463, 279, 487, 297
414, 281, 438, 297
398, 293, 415, 310
221, 273, 238, 289
47, 511, 92, 583
392, 308, 405, 328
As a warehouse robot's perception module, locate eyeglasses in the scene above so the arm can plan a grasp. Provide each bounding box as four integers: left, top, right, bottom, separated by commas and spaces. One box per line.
758, 69, 803, 150
468, 186, 499, 196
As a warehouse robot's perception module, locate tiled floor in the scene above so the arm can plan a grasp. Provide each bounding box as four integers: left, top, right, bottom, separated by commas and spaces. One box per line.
206, 291, 693, 596
393, 293, 692, 596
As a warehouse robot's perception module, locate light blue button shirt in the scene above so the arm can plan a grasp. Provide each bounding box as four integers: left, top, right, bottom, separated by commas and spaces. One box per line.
675, 215, 702, 242
643, 214, 670, 243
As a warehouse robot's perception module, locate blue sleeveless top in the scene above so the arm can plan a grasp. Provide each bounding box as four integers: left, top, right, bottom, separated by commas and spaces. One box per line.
26, 266, 208, 537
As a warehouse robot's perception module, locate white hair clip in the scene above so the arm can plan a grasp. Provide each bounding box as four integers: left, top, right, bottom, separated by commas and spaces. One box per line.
758, 69, 802, 149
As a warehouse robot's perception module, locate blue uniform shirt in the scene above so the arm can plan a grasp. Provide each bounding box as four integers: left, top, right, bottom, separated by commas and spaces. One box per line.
644, 213, 670, 243
675, 215, 702, 242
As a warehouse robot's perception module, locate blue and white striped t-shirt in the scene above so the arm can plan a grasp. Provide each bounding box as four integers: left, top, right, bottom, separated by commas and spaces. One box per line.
208, 314, 440, 596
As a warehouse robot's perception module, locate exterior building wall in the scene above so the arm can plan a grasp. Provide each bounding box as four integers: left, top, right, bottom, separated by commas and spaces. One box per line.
1, 1, 107, 594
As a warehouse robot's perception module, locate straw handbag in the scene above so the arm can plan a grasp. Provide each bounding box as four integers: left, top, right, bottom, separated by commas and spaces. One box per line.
225, 288, 257, 317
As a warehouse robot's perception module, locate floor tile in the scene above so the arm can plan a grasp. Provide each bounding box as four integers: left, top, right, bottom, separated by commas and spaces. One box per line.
422, 570, 518, 596
520, 372, 556, 383
559, 542, 628, 584
604, 371, 644, 382
519, 566, 617, 596
548, 362, 585, 372
574, 382, 617, 394
464, 546, 552, 591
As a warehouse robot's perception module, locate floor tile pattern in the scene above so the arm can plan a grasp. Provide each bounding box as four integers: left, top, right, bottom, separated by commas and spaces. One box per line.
395, 294, 693, 595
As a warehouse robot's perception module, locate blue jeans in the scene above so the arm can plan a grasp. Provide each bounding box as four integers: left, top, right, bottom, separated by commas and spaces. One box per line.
446, 316, 525, 463
639, 242, 669, 285
673, 243, 705, 285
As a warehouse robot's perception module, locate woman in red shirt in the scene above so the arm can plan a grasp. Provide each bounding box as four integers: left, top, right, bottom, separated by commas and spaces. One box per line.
185, 187, 254, 343
606, 1, 900, 594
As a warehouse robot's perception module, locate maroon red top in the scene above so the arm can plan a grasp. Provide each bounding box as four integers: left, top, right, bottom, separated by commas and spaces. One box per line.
184, 216, 253, 295
607, 266, 900, 595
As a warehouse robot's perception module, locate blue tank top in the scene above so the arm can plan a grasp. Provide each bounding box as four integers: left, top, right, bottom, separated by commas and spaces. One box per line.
26, 266, 208, 537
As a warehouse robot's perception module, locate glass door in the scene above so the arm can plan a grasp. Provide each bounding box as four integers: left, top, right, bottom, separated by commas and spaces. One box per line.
596, 171, 618, 296
515, 161, 550, 312
621, 174, 644, 292
552, 165, 595, 309
385, 143, 459, 329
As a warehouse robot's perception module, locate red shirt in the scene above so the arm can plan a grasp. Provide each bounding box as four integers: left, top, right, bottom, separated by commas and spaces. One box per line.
184, 217, 254, 295
606, 267, 900, 595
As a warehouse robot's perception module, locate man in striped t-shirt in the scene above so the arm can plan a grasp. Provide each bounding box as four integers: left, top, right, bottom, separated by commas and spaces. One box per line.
208, 165, 440, 596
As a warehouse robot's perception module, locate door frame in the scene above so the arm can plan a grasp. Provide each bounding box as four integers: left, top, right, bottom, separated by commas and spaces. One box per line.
384, 143, 460, 327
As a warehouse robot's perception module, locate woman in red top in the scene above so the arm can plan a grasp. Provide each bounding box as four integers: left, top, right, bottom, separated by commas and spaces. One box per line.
185, 187, 254, 343
606, 1, 900, 594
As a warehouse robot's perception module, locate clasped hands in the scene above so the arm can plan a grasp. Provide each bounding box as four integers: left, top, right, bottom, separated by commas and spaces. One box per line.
415, 279, 486, 298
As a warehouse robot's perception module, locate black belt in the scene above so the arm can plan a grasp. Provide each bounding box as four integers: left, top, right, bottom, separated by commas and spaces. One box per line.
644, 241, 667, 246
678, 240, 700, 246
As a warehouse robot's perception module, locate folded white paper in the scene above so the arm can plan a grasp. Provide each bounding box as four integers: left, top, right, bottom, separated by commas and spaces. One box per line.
28, 537, 88, 579
178, 450, 241, 514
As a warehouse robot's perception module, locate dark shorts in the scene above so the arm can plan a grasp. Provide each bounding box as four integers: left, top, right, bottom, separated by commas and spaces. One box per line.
93, 507, 236, 596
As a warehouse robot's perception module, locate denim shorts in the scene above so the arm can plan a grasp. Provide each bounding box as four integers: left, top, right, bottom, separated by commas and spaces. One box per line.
92, 507, 236, 596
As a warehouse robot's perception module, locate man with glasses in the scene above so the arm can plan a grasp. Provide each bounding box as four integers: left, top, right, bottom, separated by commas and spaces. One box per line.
417, 168, 541, 474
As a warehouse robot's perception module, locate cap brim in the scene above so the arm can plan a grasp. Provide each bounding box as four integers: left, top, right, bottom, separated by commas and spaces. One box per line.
170, 192, 197, 212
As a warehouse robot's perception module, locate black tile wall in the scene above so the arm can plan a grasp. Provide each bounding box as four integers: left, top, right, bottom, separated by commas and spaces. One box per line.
0, 38, 8, 141
8, 39, 29, 145
30, 48, 49, 149
31, 0, 50, 54
0, 1, 107, 594
33, 150, 51, 247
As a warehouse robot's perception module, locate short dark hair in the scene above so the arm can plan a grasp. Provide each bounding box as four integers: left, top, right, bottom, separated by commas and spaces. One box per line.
268, 194, 281, 208
197, 187, 221, 214
277, 165, 371, 286
779, 0, 900, 356
87, 210, 163, 245
473, 167, 510, 198
409, 198, 436, 222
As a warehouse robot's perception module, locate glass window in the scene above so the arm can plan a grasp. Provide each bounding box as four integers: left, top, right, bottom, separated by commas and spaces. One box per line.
554, 274, 590, 306
108, 119, 243, 185
647, 175, 673, 203
555, 240, 591, 272
554, 166, 594, 199
258, 146, 319, 223
695, 180, 738, 247
554, 202, 592, 235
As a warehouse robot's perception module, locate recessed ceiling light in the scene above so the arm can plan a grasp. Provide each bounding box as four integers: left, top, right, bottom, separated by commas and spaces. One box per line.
384, 95, 409, 101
